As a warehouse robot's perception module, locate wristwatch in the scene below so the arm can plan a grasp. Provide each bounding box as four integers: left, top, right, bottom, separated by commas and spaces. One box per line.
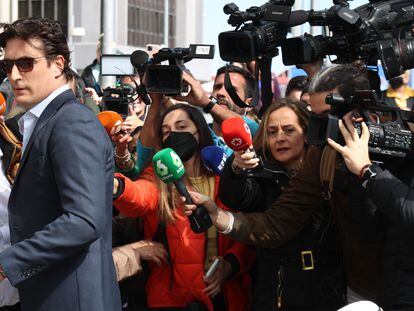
361, 163, 379, 188
203, 96, 219, 113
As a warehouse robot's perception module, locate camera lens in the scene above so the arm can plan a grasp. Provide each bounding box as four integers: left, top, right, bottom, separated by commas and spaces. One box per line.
378, 37, 414, 80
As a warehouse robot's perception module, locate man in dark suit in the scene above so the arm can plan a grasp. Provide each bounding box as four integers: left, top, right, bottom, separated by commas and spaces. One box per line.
0, 18, 121, 311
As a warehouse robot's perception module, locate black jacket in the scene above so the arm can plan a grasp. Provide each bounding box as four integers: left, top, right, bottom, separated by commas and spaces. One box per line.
81, 59, 102, 96
363, 160, 414, 311
218, 155, 345, 311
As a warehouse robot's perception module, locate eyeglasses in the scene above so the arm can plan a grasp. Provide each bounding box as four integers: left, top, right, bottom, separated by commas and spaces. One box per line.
0, 56, 47, 74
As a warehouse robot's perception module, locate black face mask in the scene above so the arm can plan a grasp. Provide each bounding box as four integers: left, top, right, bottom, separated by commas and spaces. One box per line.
388, 77, 404, 90
163, 131, 198, 162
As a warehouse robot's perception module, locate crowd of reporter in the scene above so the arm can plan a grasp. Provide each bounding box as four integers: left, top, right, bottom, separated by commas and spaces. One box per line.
1, 34, 413, 311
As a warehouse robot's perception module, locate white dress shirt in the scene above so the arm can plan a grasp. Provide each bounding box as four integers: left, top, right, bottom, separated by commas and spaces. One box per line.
0, 149, 19, 306
18, 84, 70, 155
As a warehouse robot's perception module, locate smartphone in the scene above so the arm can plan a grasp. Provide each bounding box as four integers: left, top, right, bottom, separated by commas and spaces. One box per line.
205, 258, 220, 279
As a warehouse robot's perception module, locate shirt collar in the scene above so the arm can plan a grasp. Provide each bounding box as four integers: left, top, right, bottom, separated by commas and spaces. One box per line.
29, 84, 70, 119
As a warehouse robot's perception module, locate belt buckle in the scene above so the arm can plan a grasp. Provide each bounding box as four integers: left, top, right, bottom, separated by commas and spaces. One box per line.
301, 250, 314, 271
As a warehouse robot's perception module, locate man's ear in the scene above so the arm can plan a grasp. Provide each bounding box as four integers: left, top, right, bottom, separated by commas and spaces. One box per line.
54, 55, 65, 77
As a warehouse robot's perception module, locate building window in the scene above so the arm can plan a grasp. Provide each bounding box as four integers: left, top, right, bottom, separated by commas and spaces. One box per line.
128, 0, 176, 48
18, 0, 68, 36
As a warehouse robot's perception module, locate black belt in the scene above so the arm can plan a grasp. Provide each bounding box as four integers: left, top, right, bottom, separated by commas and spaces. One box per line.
279, 249, 339, 271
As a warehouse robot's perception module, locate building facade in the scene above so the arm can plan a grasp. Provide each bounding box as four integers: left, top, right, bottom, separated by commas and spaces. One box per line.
0, 0, 204, 73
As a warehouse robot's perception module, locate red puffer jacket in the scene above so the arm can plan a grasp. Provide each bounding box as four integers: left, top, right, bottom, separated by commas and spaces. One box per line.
114, 166, 255, 311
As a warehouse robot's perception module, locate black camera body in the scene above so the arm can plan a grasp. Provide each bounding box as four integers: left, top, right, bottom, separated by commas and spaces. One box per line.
132, 44, 214, 95
218, 0, 300, 62
101, 86, 134, 117
307, 90, 414, 160
282, 0, 414, 79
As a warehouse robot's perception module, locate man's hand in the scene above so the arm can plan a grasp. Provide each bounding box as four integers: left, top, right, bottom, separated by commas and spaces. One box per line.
327, 113, 371, 175
130, 240, 168, 266
122, 107, 144, 134
173, 71, 210, 107
84, 87, 102, 106
182, 191, 231, 232
203, 257, 233, 297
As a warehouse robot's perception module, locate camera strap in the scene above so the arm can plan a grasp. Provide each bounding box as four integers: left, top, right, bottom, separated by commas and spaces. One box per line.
257, 57, 273, 118
224, 65, 259, 109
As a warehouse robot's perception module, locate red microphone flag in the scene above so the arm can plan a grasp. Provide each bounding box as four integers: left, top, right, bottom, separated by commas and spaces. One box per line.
221, 117, 252, 151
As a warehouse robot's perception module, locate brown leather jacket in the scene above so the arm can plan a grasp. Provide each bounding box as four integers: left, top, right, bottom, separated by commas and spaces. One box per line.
229, 145, 383, 301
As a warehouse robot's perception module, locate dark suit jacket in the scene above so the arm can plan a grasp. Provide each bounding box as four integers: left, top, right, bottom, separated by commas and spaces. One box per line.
0, 90, 121, 310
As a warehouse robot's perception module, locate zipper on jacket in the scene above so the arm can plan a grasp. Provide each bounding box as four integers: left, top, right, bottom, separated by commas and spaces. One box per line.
276, 265, 284, 309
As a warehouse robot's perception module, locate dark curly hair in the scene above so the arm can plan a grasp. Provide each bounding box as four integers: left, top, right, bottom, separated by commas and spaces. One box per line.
0, 18, 74, 81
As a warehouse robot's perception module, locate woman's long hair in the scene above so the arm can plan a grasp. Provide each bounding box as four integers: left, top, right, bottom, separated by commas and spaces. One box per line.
253, 98, 310, 162
156, 104, 214, 223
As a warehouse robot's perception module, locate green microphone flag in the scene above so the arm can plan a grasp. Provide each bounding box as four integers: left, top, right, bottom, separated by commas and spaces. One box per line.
152, 148, 185, 183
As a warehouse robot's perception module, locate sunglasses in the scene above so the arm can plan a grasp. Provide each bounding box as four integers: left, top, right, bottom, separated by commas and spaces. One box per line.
0, 56, 47, 74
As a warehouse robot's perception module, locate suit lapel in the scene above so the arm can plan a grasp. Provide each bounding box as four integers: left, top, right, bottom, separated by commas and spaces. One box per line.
15, 90, 77, 181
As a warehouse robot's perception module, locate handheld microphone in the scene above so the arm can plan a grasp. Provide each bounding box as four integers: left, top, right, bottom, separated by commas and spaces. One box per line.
221, 117, 253, 151
201, 146, 228, 176
221, 117, 263, 169
0, 92, 6, 116
97, 111, 123, 135
152, 148, 212, 233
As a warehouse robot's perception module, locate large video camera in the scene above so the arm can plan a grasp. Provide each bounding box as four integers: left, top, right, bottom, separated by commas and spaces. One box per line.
308, 90, 414, 160
130, 44, 214, 95
218, 0, 307, 62
282, 0, 414, 79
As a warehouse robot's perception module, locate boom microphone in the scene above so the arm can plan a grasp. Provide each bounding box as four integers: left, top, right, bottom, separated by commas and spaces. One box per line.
152, 148, 212, 233
201, 146, 228, 176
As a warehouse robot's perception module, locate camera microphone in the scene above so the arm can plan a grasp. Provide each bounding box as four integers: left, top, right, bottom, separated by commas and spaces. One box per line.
130, 50, 150, 68
287, 10, 309, 27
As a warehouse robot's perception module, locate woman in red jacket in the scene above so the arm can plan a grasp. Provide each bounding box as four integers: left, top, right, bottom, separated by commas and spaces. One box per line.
113, 104, 255, 311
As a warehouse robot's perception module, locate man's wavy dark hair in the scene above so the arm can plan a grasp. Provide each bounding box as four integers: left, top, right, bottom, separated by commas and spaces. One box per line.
0, 18, 74, 81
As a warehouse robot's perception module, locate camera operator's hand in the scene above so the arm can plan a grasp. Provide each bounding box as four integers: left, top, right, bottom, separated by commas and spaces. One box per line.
182, 191, 232, 232
173, 71, 210, 107
232, 148, 260, 172
122, 106, 143, 134
84, 87, 102, 106
203, 257, 232, 298
327, 113, 371, 176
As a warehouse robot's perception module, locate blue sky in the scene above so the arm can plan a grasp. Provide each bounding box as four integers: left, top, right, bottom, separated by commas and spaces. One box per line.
202, 0, 368, 75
